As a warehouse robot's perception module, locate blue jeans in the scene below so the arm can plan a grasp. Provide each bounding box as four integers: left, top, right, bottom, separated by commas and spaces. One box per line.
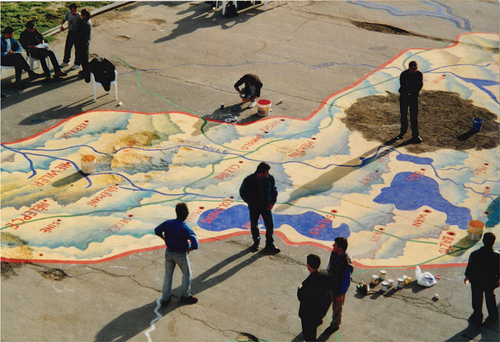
249, 205, 275, 245
162, 249, 192, 300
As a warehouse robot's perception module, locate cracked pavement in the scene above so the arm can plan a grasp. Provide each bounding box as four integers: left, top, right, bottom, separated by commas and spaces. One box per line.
1, 1, 499, 341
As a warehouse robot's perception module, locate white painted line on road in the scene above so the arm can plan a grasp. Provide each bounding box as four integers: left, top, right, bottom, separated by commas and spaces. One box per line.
145, 297, 163, 342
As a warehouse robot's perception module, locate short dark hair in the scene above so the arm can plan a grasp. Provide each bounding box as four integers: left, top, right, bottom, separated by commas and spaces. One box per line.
255, 162, 270, 174
483, 232, 496, 248
175, 202, 189, 221
25, 21, 35, 29
3, 26, 14, 34
81, 9, 91, 18
409, 61, 418, 68
307, 254, 321, 270
335, 237, 348, 251
69, 3, 78, 10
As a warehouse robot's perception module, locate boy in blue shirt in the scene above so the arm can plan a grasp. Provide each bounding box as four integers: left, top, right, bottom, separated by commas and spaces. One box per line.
155, 203, 199, 306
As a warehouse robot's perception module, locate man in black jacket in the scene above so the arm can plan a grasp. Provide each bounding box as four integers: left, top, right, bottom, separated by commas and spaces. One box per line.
298, 254, 332, 341
20, 21, 67, 81
77, 9, 92, 76
397, 60, 423, 143
239, 162, 279, 253
465, 232, 500, 325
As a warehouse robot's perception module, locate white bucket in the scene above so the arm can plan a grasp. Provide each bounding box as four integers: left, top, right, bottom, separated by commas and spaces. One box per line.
257, 99, 271, 116
81, 155, 96, 174
397, 278, 404, 289
388, 279, 394, 287
381, 281, 389, 291
371, 274, 379, 285
467, 220, 485, 241
379, 270, 387, 280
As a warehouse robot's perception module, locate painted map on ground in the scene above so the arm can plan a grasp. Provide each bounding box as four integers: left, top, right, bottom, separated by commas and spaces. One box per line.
1, 33, 499, 268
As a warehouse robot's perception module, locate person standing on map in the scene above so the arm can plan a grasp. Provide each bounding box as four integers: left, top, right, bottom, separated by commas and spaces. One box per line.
397, 60, 423, 143
154, 202, 199, 306
239, 162, 280, 253
464, 232, 499, 326
298, 254, 332, 341
234, 74, 263, 108
325, 237, 353, 335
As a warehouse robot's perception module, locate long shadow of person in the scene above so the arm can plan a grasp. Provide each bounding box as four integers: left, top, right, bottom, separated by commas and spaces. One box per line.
154, 2, 258, 44
94, 298, 174, 342
94, 246, 266, 341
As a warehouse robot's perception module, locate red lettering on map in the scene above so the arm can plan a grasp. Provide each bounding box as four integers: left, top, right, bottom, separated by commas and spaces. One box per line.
288, 140, 315, 158
201, 199, 233, 224
32, 161, 73, 187
4, 201, 50, 229
107, 217, 132, 233
87, 186, 119, 207
61, 121, 89, 140
214, 164, 241, 180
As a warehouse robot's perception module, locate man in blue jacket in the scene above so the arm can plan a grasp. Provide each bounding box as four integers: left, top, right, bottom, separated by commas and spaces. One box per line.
155, 202, 199, 306
1, 26, 42, 89
326, 237, 353, 334
239, 162, 280, 253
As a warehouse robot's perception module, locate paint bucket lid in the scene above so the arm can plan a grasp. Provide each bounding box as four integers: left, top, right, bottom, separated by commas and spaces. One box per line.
257, 99, 271, 106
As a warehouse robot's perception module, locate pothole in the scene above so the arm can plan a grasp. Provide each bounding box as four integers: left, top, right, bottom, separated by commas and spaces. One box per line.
115, 35, 131, 41
351, 21, 418, 36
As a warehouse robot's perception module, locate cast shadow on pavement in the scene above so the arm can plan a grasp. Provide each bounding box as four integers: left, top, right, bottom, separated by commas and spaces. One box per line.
191, 246, 267, 295
18, 97, 113, 126
153, 2, 260, 43
1, 74, 83, 111
94, 299, 174, 342
443, 314, 500, 342
94, 246, 265, 342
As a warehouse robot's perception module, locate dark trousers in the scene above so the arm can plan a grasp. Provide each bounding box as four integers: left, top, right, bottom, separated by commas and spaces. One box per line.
399, 93, 419, 138
1, 53, 30, 82
77, 41, 90, 70
248, 205, 274, 245
63, 31, 79, 65
301, 316, 320, 341
28, 49, 61, 76
471, 284, 498, 322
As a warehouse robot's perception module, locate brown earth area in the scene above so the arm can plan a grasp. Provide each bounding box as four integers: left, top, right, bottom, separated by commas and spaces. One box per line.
342, 90, 500, 154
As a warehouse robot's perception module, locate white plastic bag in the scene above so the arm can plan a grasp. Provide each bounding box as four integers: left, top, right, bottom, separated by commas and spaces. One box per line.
415, 266, 437, 287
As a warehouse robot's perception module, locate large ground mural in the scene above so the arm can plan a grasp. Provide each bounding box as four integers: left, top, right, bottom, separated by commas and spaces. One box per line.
1, 33, 498, 268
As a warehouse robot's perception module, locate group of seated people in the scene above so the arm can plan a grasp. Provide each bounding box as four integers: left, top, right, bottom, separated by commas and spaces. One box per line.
1, 19, 84, 89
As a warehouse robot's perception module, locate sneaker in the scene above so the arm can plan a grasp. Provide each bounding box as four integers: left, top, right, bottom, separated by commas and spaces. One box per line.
160, 297, 171, 306
250, 241, 259, 251
71, 64, 80, 70
410, 136, 422, 144
180, 295, 198, 304
60, 62, 69, 68
55, 71, 67, 77
264, 245, 281, 254
28, 71, 43, 79
12, 81, 24, 89
249, 99, 257, 108
396, 134, 405, 140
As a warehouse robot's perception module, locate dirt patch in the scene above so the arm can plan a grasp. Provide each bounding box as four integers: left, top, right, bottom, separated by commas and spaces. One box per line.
342, 90, 499, 154
36, 267, 68, 281
1, 261, 22, 279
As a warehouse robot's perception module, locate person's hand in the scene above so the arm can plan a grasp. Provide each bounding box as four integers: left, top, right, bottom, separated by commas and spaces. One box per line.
242, 98, 249, 102
298, 283, 302, 289
267, 204, 274, 210
336, 295, 343, 302
60, 26, 65, 32
187, 248, 194, 252
6, 51, 15, 55
464, 278, 469, 285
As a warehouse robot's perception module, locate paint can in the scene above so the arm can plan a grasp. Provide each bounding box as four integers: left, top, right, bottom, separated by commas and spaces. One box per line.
472, 118, 483, 131
371, 274, 379, 285
233, 104, 238, 111
405, 276, 412, 284
467, 220, 485, 240
257, 99, 272, 116
381, 281, 389, 292
81, 155, 96, 174
379, 270, 387, 280
397, 278, 404, 289
388, 279, 394, 287
220, 103, 224, 109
